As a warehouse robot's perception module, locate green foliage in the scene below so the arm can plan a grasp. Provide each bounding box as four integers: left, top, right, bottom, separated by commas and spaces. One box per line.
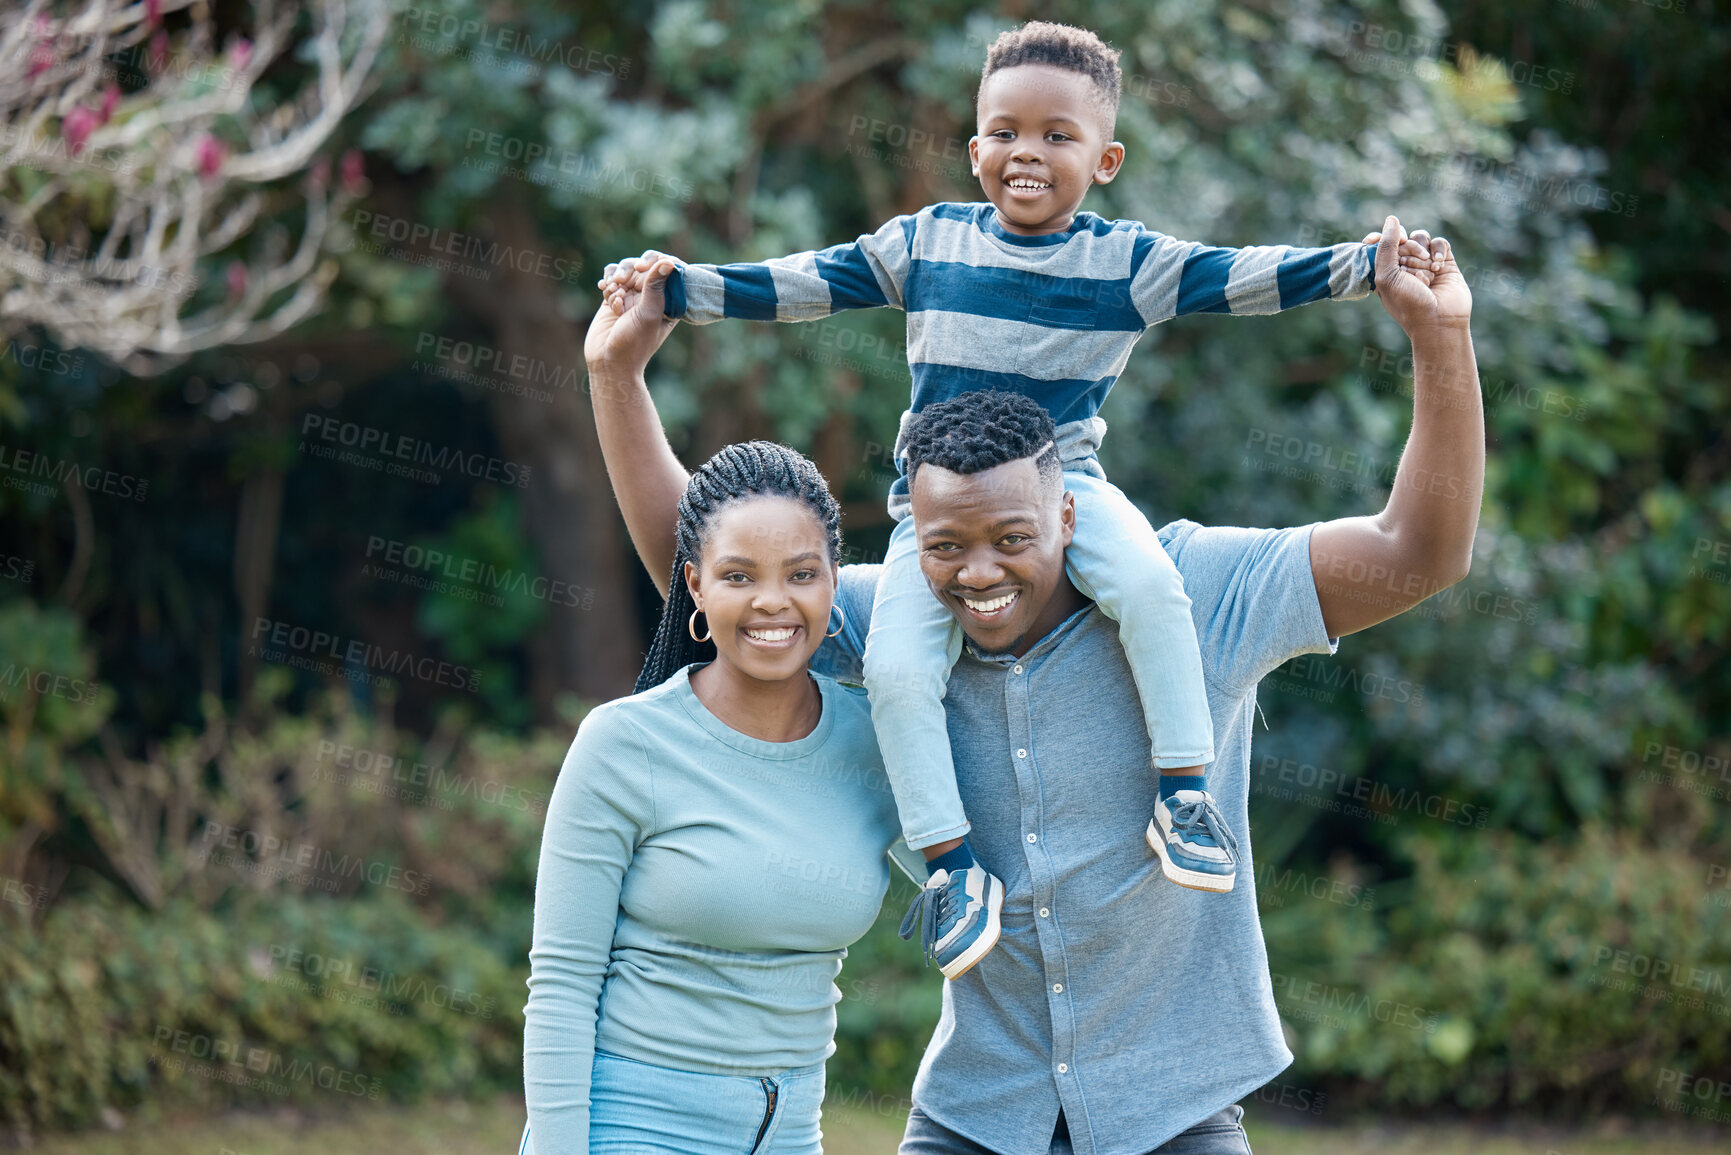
1266, 825, 1731, 1112
0, 892, 525, 1134
1, 0, 1726, 1131
411, 492, 549, 730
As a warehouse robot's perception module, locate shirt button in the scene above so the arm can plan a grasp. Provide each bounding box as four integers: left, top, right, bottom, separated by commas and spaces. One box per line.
1053, 983, 1064, 993
1013, 664, 1023, 674
1058, 1063, 1069, 1074
1039, 907, 1050, 918
1027, 833, 1037, 843
1016, 748, 1027, 758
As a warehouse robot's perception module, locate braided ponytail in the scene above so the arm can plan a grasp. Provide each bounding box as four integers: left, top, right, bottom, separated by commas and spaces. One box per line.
634, 442, 842, 693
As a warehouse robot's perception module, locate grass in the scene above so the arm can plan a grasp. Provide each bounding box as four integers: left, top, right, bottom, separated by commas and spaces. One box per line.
12, 1097, 1727, 1154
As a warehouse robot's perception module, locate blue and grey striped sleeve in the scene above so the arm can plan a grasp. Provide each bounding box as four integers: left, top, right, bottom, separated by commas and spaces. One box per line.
662, 214, 915, 324
1129, 230, 1376, 325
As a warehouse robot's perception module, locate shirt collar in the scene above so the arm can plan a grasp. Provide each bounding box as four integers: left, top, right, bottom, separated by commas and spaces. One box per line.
960, 602, 1097, 666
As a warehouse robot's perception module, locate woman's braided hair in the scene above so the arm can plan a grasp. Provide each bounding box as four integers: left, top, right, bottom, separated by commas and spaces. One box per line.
635, 441, 843, 694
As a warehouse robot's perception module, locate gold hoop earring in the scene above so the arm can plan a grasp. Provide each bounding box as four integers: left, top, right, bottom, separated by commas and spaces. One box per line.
825, 604, 846, 639
688, 608, 711, 643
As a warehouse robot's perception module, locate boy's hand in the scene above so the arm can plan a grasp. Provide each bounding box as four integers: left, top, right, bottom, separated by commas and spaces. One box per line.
1365, 215, 1470, 336
599, 250, 678, 316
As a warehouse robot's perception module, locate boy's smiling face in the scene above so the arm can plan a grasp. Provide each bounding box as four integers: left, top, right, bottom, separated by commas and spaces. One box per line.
970, 63, 1125, 236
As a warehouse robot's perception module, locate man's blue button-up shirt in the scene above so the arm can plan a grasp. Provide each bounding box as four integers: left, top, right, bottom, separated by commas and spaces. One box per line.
818, 519, 1338, 1154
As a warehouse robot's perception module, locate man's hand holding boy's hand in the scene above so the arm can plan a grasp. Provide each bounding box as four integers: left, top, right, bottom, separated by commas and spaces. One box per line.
1364, 215, 1470, 337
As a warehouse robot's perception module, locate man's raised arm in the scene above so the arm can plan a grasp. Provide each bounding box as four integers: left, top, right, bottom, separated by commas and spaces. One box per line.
585, 258, 688, 596
1308, 216, 1484, 637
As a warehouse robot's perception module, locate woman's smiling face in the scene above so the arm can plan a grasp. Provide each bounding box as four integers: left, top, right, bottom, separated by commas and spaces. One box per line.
685, 496, 837, 686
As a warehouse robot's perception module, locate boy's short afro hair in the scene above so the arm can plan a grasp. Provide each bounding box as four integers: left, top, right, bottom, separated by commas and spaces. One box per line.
902, 390, 1062, 489
978, 21, 1122, 133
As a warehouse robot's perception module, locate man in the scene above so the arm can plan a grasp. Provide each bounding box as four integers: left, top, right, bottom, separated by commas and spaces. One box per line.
582, 216, 1480, 1155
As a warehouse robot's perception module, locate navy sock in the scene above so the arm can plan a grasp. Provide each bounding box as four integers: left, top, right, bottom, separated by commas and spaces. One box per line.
926, 841, 976, 878
1159, 774, 1206, 800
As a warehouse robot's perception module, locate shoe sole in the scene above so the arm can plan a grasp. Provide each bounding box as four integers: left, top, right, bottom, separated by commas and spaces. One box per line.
937, 874, 1004, 980
1146, 820, 1236, 893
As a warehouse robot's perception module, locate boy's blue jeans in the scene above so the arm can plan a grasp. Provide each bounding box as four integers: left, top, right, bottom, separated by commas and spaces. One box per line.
862, 469, 1216, 850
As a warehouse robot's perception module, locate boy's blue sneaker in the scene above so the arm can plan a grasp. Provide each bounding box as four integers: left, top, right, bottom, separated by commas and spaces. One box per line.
898, 863, 1004, 979
1146, 789, 1239, 892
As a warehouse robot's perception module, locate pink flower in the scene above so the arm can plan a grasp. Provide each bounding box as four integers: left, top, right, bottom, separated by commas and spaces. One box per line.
231, 37, 252, 71
340, 149, 365, 194
196, 135, 226, 178
226, 261, 248, 298
146, 0, 162, 28
147, 30, 169, 74
99, 85, 121, 125
64, 107, 97, 156
28, 27, 54, 77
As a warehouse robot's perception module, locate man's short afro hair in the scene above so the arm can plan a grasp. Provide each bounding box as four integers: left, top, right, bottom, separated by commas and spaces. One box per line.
978, 21, 1122, 133
902, 390, 1061, 488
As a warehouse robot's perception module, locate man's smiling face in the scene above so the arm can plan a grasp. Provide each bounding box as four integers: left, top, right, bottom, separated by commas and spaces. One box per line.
909, 455, 1080, 657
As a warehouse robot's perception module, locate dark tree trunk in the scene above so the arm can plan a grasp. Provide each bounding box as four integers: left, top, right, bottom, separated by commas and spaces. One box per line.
443, 192, 642, 713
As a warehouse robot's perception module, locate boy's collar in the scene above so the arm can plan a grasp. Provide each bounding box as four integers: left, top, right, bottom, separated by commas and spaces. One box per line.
978, 202, 1092, 247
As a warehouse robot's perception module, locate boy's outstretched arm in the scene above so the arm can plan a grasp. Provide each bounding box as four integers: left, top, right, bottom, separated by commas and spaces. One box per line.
1133, 217, 1431, 323
1309, 216, 1482, 637
599, 216, 916, 326
584, 259, 689, 595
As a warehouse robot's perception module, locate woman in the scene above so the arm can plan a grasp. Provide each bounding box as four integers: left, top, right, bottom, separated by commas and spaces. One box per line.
519, 439, 900, 1154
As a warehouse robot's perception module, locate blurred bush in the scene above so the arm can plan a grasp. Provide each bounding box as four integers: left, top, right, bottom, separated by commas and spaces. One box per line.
1261, 822, 1731, 1114
0, 608, 562, 1136
0, 891, 525, 1133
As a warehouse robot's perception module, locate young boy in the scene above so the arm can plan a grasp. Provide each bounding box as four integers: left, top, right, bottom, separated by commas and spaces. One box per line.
603, 21, 1437, 980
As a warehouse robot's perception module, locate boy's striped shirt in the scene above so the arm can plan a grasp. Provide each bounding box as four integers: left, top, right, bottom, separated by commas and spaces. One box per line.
663, 201, 1374, 490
